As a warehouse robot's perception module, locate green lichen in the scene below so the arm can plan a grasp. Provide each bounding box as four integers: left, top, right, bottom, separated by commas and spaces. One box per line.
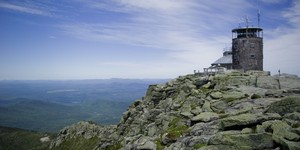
193, 143, 207, 149
107, 142, 123, 150
191, 103, 198, 110
224, 97, 240, 102
267, 96, 300, 115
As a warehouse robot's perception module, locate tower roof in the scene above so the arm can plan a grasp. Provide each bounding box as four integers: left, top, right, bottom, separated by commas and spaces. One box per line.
232, 27, 263, 39
232, 27, 263, 33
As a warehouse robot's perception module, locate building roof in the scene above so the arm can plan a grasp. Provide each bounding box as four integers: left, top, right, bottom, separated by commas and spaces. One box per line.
211, 54, 232, 65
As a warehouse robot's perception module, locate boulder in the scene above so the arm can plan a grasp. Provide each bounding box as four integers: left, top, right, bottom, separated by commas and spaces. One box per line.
199, 145, 250, 150
164, 142, 185, 150
191, 112, 219, 123
220, 114, 260, 129
191, 106, 203, 115
202, 101, 213, 112
261, 113, 282, 121
182, 136, 209, 148
283, 112, 300, 121
190, 121, 220, 136
275, 138, 300, 150
265, 89, 284, 97
211, 101, 227, 113
259, 120, 299, 141
134, 136, 157, 150
180, 111, 194, 118
210, 91, 223, 99
137, 140, 156, 150
241, 128, 253, 134
222, 91, 248, 102
266, 97, 300, 115
283, 116, 300, 128
147, 123, 157, 137
209, 132, 274, 149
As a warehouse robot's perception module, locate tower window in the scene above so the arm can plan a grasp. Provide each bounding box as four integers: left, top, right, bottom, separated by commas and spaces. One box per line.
250, 54, 255, 58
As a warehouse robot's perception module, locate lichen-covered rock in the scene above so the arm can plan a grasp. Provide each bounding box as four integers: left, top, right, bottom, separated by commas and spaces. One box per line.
222, 91, 248, 102
191, 106, 203, 115
210, 91, 223, 99
275, 138, 300, 150
284, 112, 300, 121
267, 97, 300, 115
180, 111, 194, 118
191, 112, 219, 123
220, 113, 260, 129
258, 120, 300, 141
199, 145, 250, 150
190, 121, 220, 136
202, 100, 213, 112
135, 136, 157, 150
209, 132, 274, 149
211, 101, 227, 113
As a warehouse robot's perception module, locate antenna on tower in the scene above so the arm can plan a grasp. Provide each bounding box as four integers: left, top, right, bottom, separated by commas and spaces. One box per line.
257, 0, 261, 27
257, 9, 261, 27
246, 16, 249, 27
244, 15, 250, 28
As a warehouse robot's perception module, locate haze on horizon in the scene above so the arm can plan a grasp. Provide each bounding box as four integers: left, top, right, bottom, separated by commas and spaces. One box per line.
0, 0, 299, 80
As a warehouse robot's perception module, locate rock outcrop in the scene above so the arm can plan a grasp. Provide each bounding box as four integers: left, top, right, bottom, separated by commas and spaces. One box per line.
50, 70, 300, 150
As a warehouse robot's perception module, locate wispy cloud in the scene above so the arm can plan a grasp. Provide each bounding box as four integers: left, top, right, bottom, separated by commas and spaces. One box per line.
57, 0, 300, 77
261, 0, 287, 4
49, 36, 56, 39
60, 0, 254, 69
264, 0, 300, 75
0, 2, 52, 16
1, 0, 299, 79
282, 0, 300, 24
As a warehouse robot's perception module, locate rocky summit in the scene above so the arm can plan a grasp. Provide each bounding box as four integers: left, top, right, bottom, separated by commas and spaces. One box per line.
50, 70, 300, 150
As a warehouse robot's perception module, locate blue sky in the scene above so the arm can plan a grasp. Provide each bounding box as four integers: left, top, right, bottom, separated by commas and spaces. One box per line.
0, 0, 299, 80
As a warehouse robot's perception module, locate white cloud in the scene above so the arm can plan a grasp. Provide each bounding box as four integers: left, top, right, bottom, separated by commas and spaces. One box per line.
60, 0, 253, 72
2, 0, 299, 79
282, 0, 300, 24
0, 2, 52, 16
261, 0, 287, 4
118, 0, 186, 12
264, 0, 300, 76
49, 36, 56, 39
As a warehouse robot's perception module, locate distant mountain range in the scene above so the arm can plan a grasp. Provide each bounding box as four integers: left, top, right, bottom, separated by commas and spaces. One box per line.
0, 79, 169, 132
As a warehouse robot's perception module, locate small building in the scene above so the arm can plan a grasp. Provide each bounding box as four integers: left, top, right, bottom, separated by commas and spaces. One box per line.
211, 51, 232, 70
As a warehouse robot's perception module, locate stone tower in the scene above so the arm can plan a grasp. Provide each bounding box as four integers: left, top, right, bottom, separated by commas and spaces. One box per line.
232, 27, 263, 71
